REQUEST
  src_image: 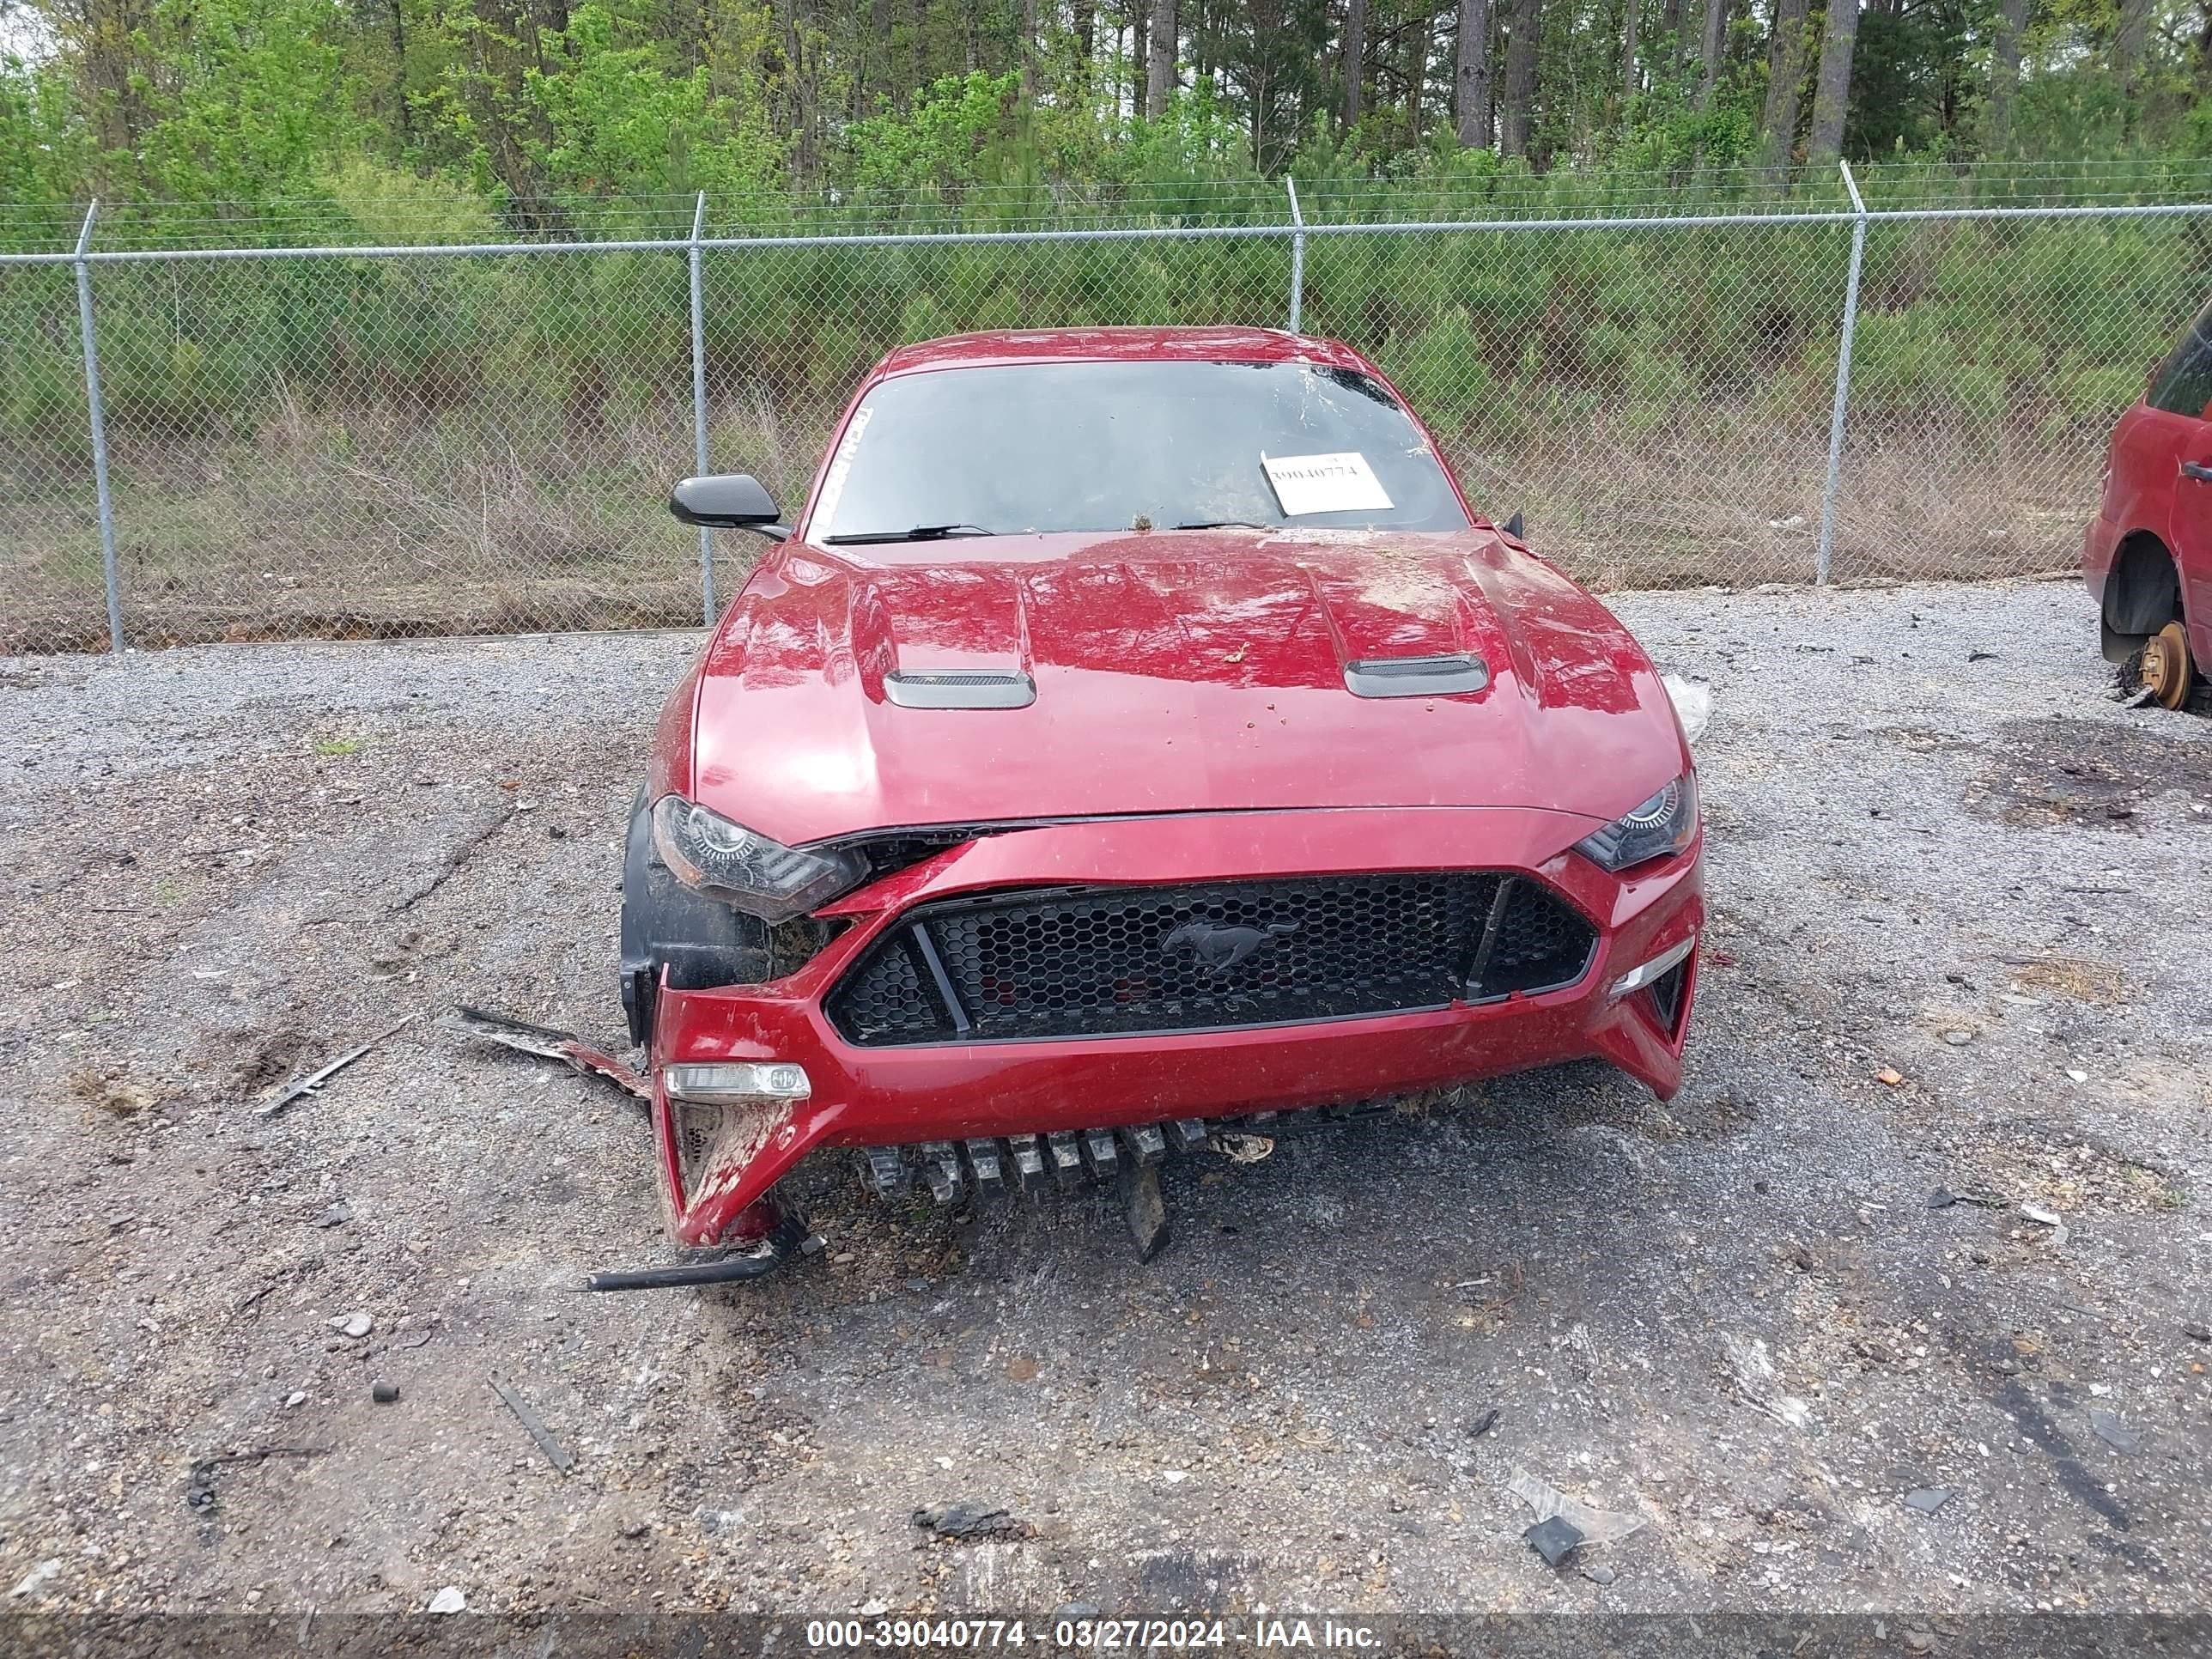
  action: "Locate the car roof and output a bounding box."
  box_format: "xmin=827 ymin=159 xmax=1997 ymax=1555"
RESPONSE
xmin=873 ymin=327 xmax=1375 ymax=378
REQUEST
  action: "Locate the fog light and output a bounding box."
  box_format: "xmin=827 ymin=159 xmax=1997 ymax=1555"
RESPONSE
xmin=663 ymin=1062 xmax=811 ymax=1105
xmin=1608 ymin=935 xmax=1694 ymax=1001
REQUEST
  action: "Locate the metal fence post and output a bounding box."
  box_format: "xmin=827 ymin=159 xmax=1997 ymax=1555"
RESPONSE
xmin=689 ymin=191 xmax=714 ymax=624
xmin=1285 ymin=178 xmax=1305 ymax=334
xmin=1816 ymin=161 xmax=1868 ymax=586
xmin=72 ymin=201 xmax=124 ymax=652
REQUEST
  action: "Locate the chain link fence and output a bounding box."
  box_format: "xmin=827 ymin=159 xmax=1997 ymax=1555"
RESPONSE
xmin=3 ymin=171 xmax=2209 ymax=653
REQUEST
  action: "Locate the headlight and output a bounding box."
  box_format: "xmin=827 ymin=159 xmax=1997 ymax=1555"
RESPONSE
xmin=650 ymin=795 xmax=863 ymax=921
xmin=1574 ymin=773 xmax=1698 ymax=872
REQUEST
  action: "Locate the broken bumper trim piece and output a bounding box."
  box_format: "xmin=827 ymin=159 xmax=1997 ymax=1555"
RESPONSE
xmin=454 ymin=1005 xmax=648 ymax=1100
xmin=580 ymin=1208 xmax=811 ymax=1291
xmin=860 ymin=1102 xmax=1381 ymax=1204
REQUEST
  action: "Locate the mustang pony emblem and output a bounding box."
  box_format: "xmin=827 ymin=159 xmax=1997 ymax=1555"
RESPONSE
xmin=1163 ymin=919 xmax=1300 ymax=973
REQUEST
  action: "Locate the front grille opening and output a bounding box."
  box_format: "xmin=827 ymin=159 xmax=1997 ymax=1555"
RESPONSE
xmin=767 ymin=915 xmax=847 ymax=977
xmin=673 ymin=1101 xmax=722 ymax=1188
xmin=827 ymin=872 xmax=1596 ymax=1047
xmin=1473 ymin=879 xmax=1599 ymax=999
xmin=1648 ymin=960 xmax=1689 ymax=1037
xmin=831 ymin=931 xmax=952 ymax=1044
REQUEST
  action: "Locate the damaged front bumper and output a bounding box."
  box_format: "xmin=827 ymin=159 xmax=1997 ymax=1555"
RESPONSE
xmin=647 ymin=807 xmax=1702 ymax=1246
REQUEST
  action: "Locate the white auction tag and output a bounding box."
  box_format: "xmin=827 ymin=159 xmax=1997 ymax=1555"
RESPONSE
xmin=1261 ymin=452 xmax=1395 ymax=516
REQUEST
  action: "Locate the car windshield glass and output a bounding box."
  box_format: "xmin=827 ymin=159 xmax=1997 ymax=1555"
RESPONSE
xmin=811 ymin=360 xmax=1471 ymax=540
xmin=2148 ymin=296 xmax=2212 ymax=417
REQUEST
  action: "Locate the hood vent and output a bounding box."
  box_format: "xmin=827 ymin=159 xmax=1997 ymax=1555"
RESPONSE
xmin=884 ymin=670 xmax=1036 ymax=710
xmin=1342 ymin=653 xmax=1489 ymax=698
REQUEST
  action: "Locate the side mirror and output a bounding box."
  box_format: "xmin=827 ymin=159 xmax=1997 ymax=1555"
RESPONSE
xmin=669 ymin=474 xmax=787 ymax=537
xmin=1504 ymin=510 xmax=1525 ymax=540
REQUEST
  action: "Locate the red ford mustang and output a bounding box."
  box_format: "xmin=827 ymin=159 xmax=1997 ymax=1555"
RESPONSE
xmin=619 ymin=327 xmax=1703 ymax=1260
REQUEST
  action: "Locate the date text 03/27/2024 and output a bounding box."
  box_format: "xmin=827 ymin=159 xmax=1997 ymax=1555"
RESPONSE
xmin=802 ymin=1618 xmax=1383 ymax=1650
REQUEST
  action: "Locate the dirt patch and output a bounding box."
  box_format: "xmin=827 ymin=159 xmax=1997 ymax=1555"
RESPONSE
xmin=1968 ymin=716 xmax=2212 ymax=830
xmin=65 ymin=1066 xmax=158 ymax=1119
xmin=221 ymin=1024 xmax=311 ymax=1100
xmin=1951 ymin=1120 xmax=2191 ymax=1221
xmin=2002 ymin=954 xmax=2129 ymax=1005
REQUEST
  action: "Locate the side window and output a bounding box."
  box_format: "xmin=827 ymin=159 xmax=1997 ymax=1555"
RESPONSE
xmin=2147 ymin=298 xmax=2212 ymax=417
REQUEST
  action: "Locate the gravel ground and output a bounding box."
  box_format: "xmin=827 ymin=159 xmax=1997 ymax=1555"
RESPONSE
xmin=2 ymin=577 xmax=2209 ymax=1620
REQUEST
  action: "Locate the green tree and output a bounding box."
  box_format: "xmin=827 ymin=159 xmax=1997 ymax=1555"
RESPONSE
xmin=526 ymin=2 xmax=786 ymax=196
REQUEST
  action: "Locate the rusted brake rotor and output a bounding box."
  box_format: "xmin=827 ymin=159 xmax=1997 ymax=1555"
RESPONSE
xmin=2140 ymin=621 xmax=2194 ymax=712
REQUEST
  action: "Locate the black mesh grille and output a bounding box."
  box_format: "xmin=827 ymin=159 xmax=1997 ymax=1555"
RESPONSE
xmin=827 ymin=872 xmax=1596 ymax=1046
xmin=831 ymin=934 xmax=950 ymax=1044
xmin=1482 ymin=881 xmax=1601 ymax=997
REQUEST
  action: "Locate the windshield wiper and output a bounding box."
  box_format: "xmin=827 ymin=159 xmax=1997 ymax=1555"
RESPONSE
xmin=1170 ymin=520 xmax=1268 ymax=531
xmin=822 ymin=523 xmax=996 ymax=545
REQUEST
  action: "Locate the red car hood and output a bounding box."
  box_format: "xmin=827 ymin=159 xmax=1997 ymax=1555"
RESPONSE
xmin=684 ymin=528 xmax=1689 ymax=848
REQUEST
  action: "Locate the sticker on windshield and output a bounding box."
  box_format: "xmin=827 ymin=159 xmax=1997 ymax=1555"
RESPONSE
xmin=809 ymin=404 xmax=874 ymax=533
xmin=1261 ymin=452 xmax=1395 ymax=516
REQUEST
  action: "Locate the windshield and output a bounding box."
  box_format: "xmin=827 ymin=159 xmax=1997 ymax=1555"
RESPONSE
xmin=810 ymin=359 xmax=1471 ymax=541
